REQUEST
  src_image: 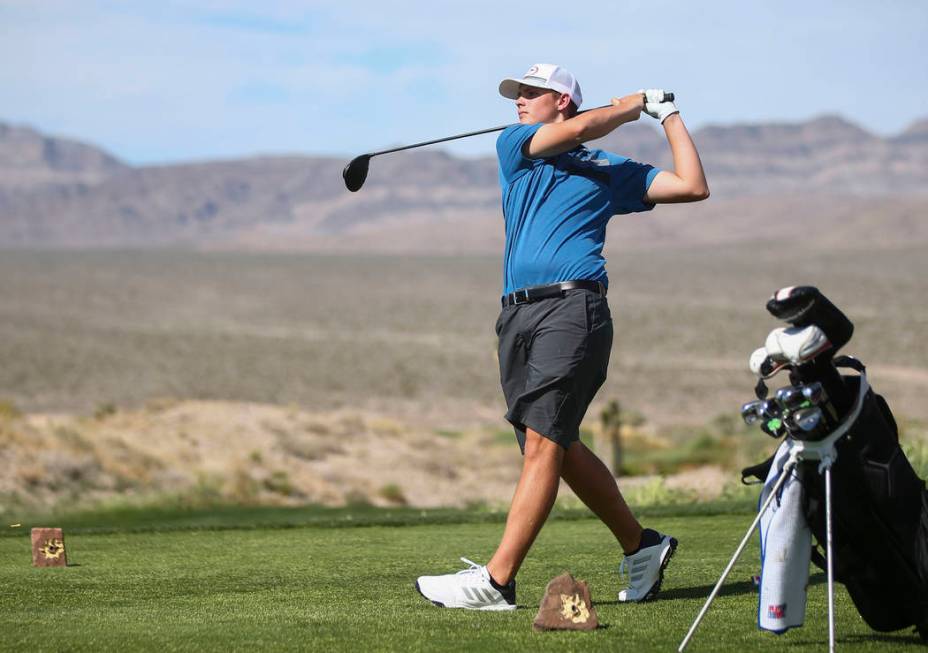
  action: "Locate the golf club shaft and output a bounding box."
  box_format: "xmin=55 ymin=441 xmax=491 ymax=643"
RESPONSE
xmin=366 ymin=124 xmax=517 ymax=157
xmin=365 ymin=94 xmax=675 ymax=158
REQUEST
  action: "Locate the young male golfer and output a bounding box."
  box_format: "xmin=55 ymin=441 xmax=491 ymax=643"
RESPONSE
xmin=416 ymin=64 xmax=709 ymax=609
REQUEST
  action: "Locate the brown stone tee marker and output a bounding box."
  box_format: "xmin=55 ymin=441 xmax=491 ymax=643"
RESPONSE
xmin=31 ymin=528 xmax=68 ymax=567
xmin=532 ymin=572 xmax=599 ymax=631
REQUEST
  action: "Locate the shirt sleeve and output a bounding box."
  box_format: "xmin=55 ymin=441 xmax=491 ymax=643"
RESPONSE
xmin=496 ymin=123 xmax=542 ymax=184
xmin=610 ymin=158 xmax=660 ymax=214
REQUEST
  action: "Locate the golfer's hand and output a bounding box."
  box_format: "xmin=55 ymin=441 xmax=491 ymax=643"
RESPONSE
xmin=639 ymin=88 xmax=679 ymax=124
xmin=610 ymin=93 xmax=644 ymax=120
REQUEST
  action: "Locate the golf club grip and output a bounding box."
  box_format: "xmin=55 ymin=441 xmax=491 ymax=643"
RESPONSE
xmin=640 ymin=91 xmax=674 ymax=103
xmin=584 ymin=92 xmax=675 ymax=114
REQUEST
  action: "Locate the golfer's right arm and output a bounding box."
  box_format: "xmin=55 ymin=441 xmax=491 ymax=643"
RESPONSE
xmin=525 ymin=94 xmax=644 ymax=159
xmin=644 ymin=114 xmax=710 ymax=203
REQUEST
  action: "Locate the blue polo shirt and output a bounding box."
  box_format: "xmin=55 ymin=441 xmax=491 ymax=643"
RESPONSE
xmin=497 ymin=123 xmax=659 ymax=294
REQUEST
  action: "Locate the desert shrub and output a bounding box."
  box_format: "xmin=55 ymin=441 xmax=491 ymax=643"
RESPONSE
xmin=623 ymin=477 xmax=691 ymax=507
xmin=303 ymin=421 xmax=330 ymax=436
xmin=189 ymin=473 xmax=224 ymax=505
xmin=229 ymin=468 xmax=260 ymax=503
xmin=903 ymin=438 xmax=928 ymax=479
xmin=0 ymin=399 xmax=21 ymax=420
xmin=491 ymin=429 xmax=515 ymax=446
xmin=378 ymin=483 xmax=407 ymax=505
xmin=345 ymin=490 xmax=371 ymax=506
xmin=263 ymin=470 xmax=294 ymax=496
xmin=30 ymin=451 xmax=104 ymax=491
xmin=54 ymin=426 xmax=94 ymax=452
xmin=94 ymin=403 xmax=117 ymax=420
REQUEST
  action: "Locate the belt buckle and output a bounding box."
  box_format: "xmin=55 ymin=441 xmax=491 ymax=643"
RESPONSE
xmin=512 ymin=289 xmax=531 ymax=306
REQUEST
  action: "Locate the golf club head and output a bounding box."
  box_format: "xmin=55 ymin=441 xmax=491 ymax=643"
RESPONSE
xmin=791 ymin=406 xmax=824 ymax=436
xmin=741 ymin=400 xmax=764 ymax=426
xmin=775 ymin=385 xmax=806 ymax=412
xmin=761 ymin=399 xmax=782 ymax=420
xmin=801 ymin=382 xmax=825 ymax=405
xmin=343 ymin=154 xmax=372 ymax=192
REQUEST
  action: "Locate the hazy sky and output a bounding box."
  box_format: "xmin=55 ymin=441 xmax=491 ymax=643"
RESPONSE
xmin=2 ymin=1 xmax=926 ymax=164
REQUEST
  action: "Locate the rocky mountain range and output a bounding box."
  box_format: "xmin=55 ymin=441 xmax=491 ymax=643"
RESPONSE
xmin=1 ymin=116 xmax=926 ymax=251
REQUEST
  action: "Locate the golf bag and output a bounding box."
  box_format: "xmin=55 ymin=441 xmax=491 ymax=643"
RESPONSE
xmin=744 ymin=286 xmax=928 ymax=638
xmin=801 ymin=361 xmax=928 ymax=637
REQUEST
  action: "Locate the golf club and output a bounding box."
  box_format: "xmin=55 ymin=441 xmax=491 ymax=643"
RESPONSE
xmin=791 ymin=406 xmax=824 ymax=436
xmin=741 ymin=400 xmax=765 ymax=426
xmin=343 ymin=93 xmax=675 ymax=191
xmin=775 ymin=385 xmax=806 ymax=412
xmin=801 ymin=382 xmax=825 ymax=405
xmin=761 ymin=399 xmax=782 ymax=420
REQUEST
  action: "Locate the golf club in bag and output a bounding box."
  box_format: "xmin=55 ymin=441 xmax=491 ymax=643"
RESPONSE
xmin=680 ymin=286 xmax=928 ymax=652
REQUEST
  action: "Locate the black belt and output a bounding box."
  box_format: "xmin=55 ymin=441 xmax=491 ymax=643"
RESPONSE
xmin=501 ymin=279 xmax=606 ymax=307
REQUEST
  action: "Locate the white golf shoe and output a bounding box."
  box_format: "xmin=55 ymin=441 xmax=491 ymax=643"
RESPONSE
xmin=618 ymin=532 xmax=678 ymax=602
xmin=415 ymin=558 xmax=516 ymax=610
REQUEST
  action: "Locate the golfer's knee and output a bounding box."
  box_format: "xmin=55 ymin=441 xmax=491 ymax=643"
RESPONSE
xmin=523 ymin=428 xmax=563 ymax=463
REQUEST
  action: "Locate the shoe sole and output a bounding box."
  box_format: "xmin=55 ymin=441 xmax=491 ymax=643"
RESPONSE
xmin=415 ymin=581 xmax=516 ymax=611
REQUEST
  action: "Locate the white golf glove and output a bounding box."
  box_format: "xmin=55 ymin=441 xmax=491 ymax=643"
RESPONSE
xmin=639 ymin=88 xmax=679 ymax=124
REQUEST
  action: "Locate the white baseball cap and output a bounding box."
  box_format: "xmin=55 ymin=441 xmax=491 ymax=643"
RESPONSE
xmin=498 ymin=63 xmax=583 ymax=108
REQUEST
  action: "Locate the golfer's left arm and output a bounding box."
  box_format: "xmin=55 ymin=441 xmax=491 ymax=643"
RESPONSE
xmin=644 ymin=103 xmax=710 ymax=204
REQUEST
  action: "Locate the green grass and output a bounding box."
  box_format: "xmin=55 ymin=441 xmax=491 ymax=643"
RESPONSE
xmin=0 ymin=506 xmax=921 ymax=651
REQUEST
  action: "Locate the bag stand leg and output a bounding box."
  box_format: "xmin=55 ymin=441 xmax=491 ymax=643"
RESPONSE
xmin=678 ymin=455 xmax=797 ymax=652
xmin=824 ymin=459 xmax=836 ymax=653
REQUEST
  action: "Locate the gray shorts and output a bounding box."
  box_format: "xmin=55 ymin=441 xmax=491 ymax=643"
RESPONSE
xmin=495 ymin=288 xmax=613 ymax=452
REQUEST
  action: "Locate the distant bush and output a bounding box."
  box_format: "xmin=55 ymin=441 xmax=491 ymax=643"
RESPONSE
xmin=263 ymin=471 xmax=294 ymax=497
xmin=0 ymin=399 xmax=21 ymax=420
xmin=378 ymin=484 xmax=407 ymax=505
xmin=94 ymin=403 xmax=117 ymax=420
xmin=903 ymin=437 xmax=928 ymax=479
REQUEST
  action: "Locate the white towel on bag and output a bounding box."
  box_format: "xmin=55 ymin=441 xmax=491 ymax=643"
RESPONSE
xmin=757 ymin=440 xmax=812 ymax=633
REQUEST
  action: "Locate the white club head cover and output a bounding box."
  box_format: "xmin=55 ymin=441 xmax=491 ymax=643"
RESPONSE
xmin=749 ymin=347 xmax=768 ymax=376
xmin=749 ymin=346 xmax=790 ymax=379
xmin=764 ymin=325 xmax=832 ymax=366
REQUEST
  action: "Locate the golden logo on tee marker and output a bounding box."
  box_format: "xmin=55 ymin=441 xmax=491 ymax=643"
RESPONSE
xmin=559 ymin=593 xmax=590 ymax=623
xmin=40 ymin=538 xmax=65 ymax=560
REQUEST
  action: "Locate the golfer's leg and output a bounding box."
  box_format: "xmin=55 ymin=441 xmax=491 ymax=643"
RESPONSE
xmin=561 ymin=440 xmax=643 ymax=553
xmin=486 ymin=428 xmax=565 ymax=585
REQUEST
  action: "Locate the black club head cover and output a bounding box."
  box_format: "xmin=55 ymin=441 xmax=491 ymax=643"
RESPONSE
xmin=766 ymin=286 xmax=856 ymax=416
xmin=765 ymin=286 xmax=854 ymax=355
